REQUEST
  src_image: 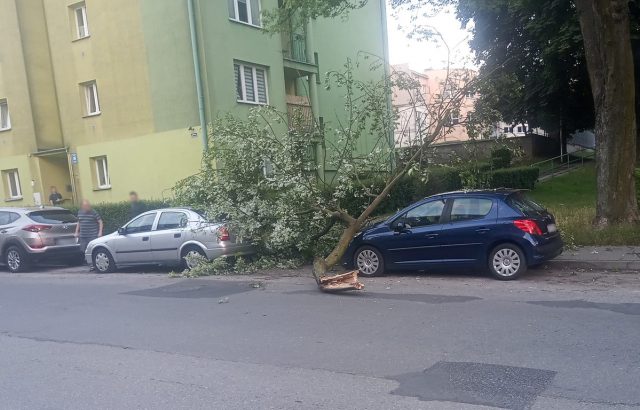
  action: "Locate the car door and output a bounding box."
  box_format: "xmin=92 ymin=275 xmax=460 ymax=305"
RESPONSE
xmin=385 ymin=199 xmax=447 ymax=269
xmin=0 ymin=211 xmax=16 ymax=256
xmin=438 ymin=197 xmax=497 ymax=265
xmin=112 ymin=212 xmax=157 ymax=264
xmin=150 ymin=211 xmax=190 ymax=263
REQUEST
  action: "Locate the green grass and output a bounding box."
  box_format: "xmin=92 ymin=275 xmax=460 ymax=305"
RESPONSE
xmin=529 ymin=165 xmax=640 ymax=246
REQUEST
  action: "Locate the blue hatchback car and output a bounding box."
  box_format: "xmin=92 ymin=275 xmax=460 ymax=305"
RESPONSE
xmin=343 ymin=189 xmax=563 ymax=280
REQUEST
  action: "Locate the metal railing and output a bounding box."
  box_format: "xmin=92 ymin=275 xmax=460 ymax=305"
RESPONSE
xmin=530 ymin=148 xmax=595 ymax=180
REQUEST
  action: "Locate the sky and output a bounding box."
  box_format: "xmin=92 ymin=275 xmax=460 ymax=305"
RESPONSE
xmin=386 ymin=5 xmax=475 ymax=72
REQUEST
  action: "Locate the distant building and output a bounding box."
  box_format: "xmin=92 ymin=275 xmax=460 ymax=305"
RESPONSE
xmin=0 ymin=0 xmax=389 ymax=206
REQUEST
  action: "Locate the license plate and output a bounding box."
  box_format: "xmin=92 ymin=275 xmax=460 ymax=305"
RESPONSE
xmin=547 ymin=224 xmax=557 ymax=233
xmin=56 ymin=238 xmax=77 ymax=246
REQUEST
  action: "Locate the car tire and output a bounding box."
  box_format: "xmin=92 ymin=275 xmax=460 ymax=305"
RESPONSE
xmin=354 ymin=246 xmax=385 ymax=277
xmin=92 ymin=248 xmax=116 ymax=273
xmin=181 ymin=246 xmax=207 ymax=270
xmin=5 ymin=245 xmax=30 ymax=273
xmin=488 ymin=243 xmax=527 ymax=280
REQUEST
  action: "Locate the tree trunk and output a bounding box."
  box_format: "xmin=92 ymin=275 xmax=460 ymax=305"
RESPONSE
xmin=575 ymin=0 xmax=639 ymax=225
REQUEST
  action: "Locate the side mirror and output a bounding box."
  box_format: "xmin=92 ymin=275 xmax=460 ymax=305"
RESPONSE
xmin=118 ymin=227 xmax=127 ymax=235
xmin=393 ymin=221 xmax=408 ymax=232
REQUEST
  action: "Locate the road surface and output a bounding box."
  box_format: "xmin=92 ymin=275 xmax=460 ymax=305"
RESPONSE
xmin=1 ymin=266 xmax=639 ymax=409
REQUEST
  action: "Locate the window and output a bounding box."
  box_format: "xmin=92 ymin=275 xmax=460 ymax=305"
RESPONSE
xmin=0 ymin=211 xmax=20 ymax=225
xmin=73 ymin=3 xmax=89 ymax=39
xmin=126 ymin=213 xmax=157 ymax=234
xmin=92 ymin=156 xmax=110 ymax=189
xmin=3 ymin=169 xmax=22 ymax=199
xmin=234 ymin=62 xmax=268 ymax=104
xmin=156 ymin=212 xmax=189 ymax=230
xmin=503 ymin=127 xmax=509 ymax=133
xmin=449 ymin=198 xmax=493 ymax=222
xmin=400 ymin=200 xmax=446 ymax=228
xmin=82 ymin=81 xmax=100 ymax=116
xmin=228 ymin=0 xmax=261 ymax=26
xmin=0 ymin=99 xmax=10 ymax=131
xmin=450 ymin=112 xmax=460 ymax=125
xmin=517 ymin=126 xmax=523 ymax=133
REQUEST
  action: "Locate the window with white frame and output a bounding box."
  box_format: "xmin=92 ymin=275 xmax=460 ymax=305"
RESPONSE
xmin=228 ymin=0 xmax=261 ymax=26
xmin=450 ymin=112 xmax=460 ymax=125
xmin=3 ymin=169 xmax=22 ymax=199
xmin=73 ymin=3 xmax=89 ymax=39
xmin=0 ymin=99 xmax=10 ymax=131
xmin=92 ymin=156 xmax=110 ymax=189
xmin=82 ymin=81 xmax=100 ymax=116
xmin=234 ymin=62 xmax=268 ymax=104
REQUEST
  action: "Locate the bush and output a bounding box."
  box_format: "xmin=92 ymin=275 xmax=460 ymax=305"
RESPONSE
xmin=490 ymin=147 xmax=513 ymax=169
xmin=66 ymin=200 xmax=168 ymax=234
xmin=484 ymin=166 xmax=540 ymax=190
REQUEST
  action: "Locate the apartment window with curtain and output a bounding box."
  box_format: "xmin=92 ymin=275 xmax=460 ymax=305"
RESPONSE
xmin=81 ymin=81 xmax=100 ymax=116
xmin=72 ymin=2 xmax=89 ymax=39
xmin=3 ymin=169 xmax=22 ymax=200
xmin=228 ymin=0 xmax=261 ymax=27
xmin=0 ymin=99 xmax=10 ymax=131
xmin=92 ymin=156 xmax=110 ymax=189
xmin=234 ymin=62 xmax=268 ymax=104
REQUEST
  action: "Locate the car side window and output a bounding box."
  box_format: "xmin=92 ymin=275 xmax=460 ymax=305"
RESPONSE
xmin=156 ymin=212 xmax=188 ymax=230
xmin=0 ymin=211 xmax=10 ymax=225
xmin=402 ymin=200 xmax=446 ymax=228
xmin=449 ymin=198 xmax=493 ymax=222
xmin=126 ymin=213 xmax=157 ymax=234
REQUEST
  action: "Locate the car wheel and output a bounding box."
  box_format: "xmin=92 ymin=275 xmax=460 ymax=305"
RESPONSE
xmin=181 ymin=246 xmax=207 ymax=270
xmin=5 ymin=246 xmax=30 ymax=273
xmin=354 ymin=246 xmax=385 ymax=277
xmin=489 ymin=244 xmax=526 ymax=280
xmin=92 ymin=248 xmax=116 ymax=273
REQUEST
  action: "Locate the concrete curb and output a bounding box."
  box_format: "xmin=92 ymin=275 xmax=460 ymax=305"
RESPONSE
xmin=548 ymin=246 xmax=640 ymax=271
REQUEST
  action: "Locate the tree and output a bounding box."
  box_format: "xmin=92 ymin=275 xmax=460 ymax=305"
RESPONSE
xmin=574 ymin=0 xmax=639 ymax=224
xmin=174 ymin=60 xmax=473 ymax=279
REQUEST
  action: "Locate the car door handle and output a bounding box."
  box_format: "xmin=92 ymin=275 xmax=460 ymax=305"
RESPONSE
xmin=173 ymin=233 xmax=181 ymax=238
xmin=142 ymin=237 xmax=149 ymax=241
xmin=425 ymin=233 xmax=439 ymax=239
xmin=476 ymin=228 xmax=491 ymax=234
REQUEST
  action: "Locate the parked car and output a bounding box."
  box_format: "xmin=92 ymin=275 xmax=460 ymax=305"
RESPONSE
xmin=85 ymin=208 xmax=254 ymax=273
xmin=342 ymin=189 xmax=563 ymax=280
xmin=0 ymin=207 xmax=83 ymax=273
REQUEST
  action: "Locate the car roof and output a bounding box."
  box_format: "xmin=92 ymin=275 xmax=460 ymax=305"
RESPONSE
xmin=0 ymin=206 xmax=69 ymax=213
xmin=426 ymin=188 xmax=523 ymax=200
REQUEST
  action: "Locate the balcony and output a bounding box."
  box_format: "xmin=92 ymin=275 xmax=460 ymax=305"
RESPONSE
xmin=282 ymin=30 xmax=318 ymax=76
xmin=286 ymin=95 xmax=315 ymax=134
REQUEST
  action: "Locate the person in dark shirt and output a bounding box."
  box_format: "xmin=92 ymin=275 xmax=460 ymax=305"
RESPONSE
xmin=75 ymin=199 xmax=103 ymax=254
xmin=129 ymin=191 xmax=146 ymax=220
xmin=49 ymin=186 xmax=63 ymax=206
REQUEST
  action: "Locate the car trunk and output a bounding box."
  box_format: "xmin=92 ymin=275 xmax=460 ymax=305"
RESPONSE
xmin=507 ymin=193 xmax=559 ymax=238
xmin=27 ymin=210 xmax=78 ymax=246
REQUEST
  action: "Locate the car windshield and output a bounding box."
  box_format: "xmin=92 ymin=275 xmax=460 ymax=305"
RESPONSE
xmin=507 ymin=193 xmax=546 ymax=216
xmin=28 ymin=210 xmax=78 ymax=224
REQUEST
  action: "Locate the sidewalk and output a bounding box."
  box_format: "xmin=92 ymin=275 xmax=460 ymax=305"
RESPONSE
xmin=550 ymin=246 xmax=640 ymax=270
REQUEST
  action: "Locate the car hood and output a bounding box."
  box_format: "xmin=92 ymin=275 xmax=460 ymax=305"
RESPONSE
xmin=88 ymin=232 xmax=118 ymax=246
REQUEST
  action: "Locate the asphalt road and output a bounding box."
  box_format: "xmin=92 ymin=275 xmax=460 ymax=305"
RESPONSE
xmin=1 ymin=266 xmax=639 ymax=410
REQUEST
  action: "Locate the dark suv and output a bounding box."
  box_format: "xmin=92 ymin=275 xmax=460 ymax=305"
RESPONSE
xmin=343 ymin=190 xmax=563 ymax=280
xmin=0 ymin=207 xmax=82 ymax=272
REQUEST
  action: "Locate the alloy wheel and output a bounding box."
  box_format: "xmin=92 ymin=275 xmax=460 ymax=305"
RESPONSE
xmin=357 ymin=249 xmax=380 ymax=276
xmin=7 ymin=249 xmax=21 ymax=272
xmin=492 ymin=248 xmax=521 ymax=277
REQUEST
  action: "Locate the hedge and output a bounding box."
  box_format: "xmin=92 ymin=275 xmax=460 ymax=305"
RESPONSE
xmin=490 ymin=147 xmax=513 ymax=169
xmin=66 ymin=200 xmax=168 ymax=234
xmin=483 ymin=166 xmax=540 ymax=190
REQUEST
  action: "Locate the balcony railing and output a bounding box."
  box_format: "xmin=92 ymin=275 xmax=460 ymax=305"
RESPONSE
xmin=282 ymin=32 xmax=308 ymax=63
xmin=286 ymin=95 xmax=314 ymax=134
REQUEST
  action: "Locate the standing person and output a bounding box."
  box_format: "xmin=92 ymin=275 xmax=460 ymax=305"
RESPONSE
xmin=75 ymin=199 xmax=103 ymax=255
xmin=49 ymin=186 xmax=64 ymax=206
xmin=129 ymin=191 xmax=146 ymax=219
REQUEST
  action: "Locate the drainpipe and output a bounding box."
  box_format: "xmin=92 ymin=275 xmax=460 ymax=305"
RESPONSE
xmin=188 ymin=0 xmax=207 ymax=150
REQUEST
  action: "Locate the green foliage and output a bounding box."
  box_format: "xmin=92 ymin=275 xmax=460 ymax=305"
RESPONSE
xmin=171 ymin=256 xmax=304 ymax=278
xmin=484 ymin=167 xmax=540 ymax=190
xmin=66 ymin=200 xmax=168 ymax=234
xmin=490 ymin=147 xmax=512 ymax=169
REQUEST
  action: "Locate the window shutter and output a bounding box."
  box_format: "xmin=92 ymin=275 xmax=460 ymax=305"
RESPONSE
xmin=256 ymin=69 xmax=267 ymax=104
xmin=243 ymin=66 xmax=255 ymax=102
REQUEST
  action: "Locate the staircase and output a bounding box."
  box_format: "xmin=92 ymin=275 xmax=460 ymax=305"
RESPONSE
xmin=531 ymin=148 xmax=595 ymax=182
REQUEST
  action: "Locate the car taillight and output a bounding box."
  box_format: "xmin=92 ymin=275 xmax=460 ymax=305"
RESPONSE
xmin=513 ymin=219 xmax=542 ymax=235
xmin=22 ymin=224 xmax=52 ymax=233
xmin=218 ymin=226 xmax=230 ymax=241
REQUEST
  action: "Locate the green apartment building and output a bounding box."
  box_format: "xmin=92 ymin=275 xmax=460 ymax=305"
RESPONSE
xmin=0 ymin=0 xmax=389 ymax=205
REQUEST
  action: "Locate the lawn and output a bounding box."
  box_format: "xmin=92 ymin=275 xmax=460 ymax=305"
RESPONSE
xmin=529 ymin=165 xmax=640 ymax=246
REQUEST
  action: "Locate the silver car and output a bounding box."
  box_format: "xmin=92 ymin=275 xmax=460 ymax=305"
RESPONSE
xmin=85 ymin=208 xmax=254 ymax=273
xmin=0 ymin=207 xmax=82 ymax=272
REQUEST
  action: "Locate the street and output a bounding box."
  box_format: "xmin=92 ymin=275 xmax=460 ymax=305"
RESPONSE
xmin=1 ymin=266 xmax=639 ymax=410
